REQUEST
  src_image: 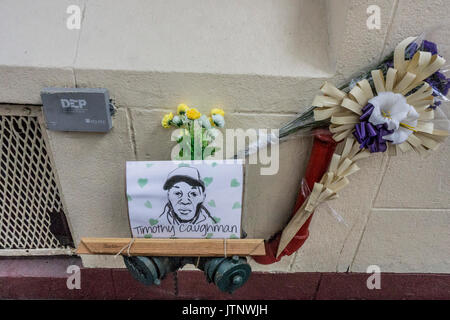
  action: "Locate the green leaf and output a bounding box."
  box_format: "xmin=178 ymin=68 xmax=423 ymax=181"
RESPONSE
xmin=206 ymin=233 xmax=213 ymax=239
xmin=232 ymin=202 xmax=241 ymax=209
xmin=144 ymin=234 xmax=153 ymax=238
xmin=203 ymin=146 xmax=216 ymax=158
xmin=149 ymin=218 xmax=158 ymax=226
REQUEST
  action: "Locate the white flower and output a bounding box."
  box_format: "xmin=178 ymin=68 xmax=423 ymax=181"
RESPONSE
xmin=206 ymin=128 xmax=221 ymax=139
xmin=212 ymin=114 xmax=225 ymax=128
xmin=172 ymin=115 xmax=183 ymax=126
xmin=199 ymin=114 xmax=212 ymax=129
xmin=368 ymin=92 xmax=419 ymax=144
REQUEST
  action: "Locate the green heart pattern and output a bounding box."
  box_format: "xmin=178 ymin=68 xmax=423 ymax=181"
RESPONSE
xmin=178 ymin=163 xmax=189 ymax=167
xmin=203 ymin=177 xmax=213 ymax=187
xmin=132 ymin=163 xmax=242 ymax=239
xmin=230 ymin=178 xmax=240 ymax=187
xmin=207 ymin=199 xmax=216 ymax=207
xmin=144 ymin=200 xmax=152 ymax=209
xmin=212 ymin=216 xmax=220 ymax=224
xmin=138 ymin=178 xmax=148 ymax=188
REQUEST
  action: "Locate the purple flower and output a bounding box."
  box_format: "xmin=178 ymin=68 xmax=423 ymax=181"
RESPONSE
xmin=422 ymin=40 xmax=438 ymax=55
xmin=413 ymin=40 xmax=449 ymax=108
xmin=425 ymin=71 xmax=450 ymax=96
xmin=433 ymin=100 xmax=442 ymax=109
xmin=379 ymin=39 xmax=448 ymax=111
xmin=385 ymin=60 xmax=394 ymax=69
xmin=353 ymin=104 xmax=394 ymax=153
xmin=405 ymin=40 xmax=438 ymax=59
xmin=405 ymin=42 xmax=419 ymax=59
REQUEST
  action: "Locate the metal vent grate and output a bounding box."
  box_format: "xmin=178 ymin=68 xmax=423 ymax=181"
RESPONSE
xmin=0 ymin=113 xmax=71 ymax=250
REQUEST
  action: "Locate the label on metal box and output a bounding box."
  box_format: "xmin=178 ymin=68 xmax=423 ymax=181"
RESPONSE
xmin=40 ymin=88 xmax=112 ymax=132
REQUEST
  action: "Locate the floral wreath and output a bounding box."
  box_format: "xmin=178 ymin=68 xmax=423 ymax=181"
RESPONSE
xmin=253 ymin=35 xmax=450 ymax=264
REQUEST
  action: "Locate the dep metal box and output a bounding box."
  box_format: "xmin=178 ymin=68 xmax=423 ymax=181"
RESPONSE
xmin=40 ymin=88 xmax=112 ymax=132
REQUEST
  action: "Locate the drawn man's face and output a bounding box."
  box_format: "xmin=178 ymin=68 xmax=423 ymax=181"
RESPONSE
xmin=168 ymin=182 xmax=205 ymax=221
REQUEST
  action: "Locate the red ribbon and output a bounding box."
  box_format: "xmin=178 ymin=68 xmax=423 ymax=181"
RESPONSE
xmin=252 ymin=128 xmax=337 ymax=264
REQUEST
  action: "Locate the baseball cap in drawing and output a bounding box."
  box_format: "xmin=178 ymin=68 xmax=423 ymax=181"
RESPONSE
xmin=163 ymin=166 xmax=205 ymax=191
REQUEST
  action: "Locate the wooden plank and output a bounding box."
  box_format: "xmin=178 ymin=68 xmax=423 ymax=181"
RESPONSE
xmin=76 ymin=238 xmax=266 ymax=257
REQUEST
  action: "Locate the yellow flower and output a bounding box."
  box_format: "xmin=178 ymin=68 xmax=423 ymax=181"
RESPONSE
xmin=161 ymin=112 xmax=174 ymax=128
xmin=210 ymin=108 xmax=225 ymax=117
xmin=177 ymin=104 xmax=189 ymax=115
xmin=186 ymin=108 xmax=201 ymax=120
xmin=209 ymin=117 xmax=215 ymax=126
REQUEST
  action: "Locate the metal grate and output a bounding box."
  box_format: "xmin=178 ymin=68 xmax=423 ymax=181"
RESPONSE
xmin=0 ymin=113 xmax=71 ymax=250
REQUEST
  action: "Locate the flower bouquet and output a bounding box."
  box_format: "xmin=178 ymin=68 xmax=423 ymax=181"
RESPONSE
xmin=161 ymin=104 xmax=226 ymax=160
xmin=280 ymin=36 xmax=449 ymax=148
xmin=251 ymin=35 xmax=450 ymax=264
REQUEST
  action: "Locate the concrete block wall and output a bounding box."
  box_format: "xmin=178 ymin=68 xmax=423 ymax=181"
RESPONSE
xmin=0 ymin=0 xmax=449 ymax=272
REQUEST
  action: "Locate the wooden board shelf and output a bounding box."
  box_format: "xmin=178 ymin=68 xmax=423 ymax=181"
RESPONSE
xmin=76 ymin=237 xmax=266 ymax=257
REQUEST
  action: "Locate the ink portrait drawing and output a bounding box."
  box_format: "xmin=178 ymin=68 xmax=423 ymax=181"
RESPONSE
xmin=126 ymin=160 xmax=244 ymax=239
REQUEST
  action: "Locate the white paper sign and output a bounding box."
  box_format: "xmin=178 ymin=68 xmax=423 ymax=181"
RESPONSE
xmin=126 ymin=160 xmax=243 ymax=239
